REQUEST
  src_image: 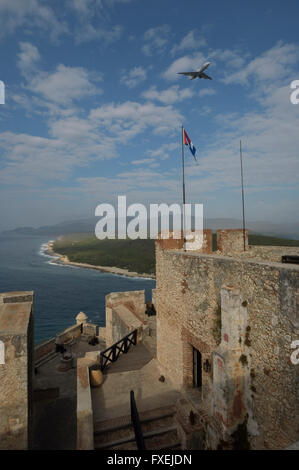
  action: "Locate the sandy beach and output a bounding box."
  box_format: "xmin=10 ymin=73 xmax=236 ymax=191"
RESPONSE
xmin=45 ymin=240 xmax=156 ymax=280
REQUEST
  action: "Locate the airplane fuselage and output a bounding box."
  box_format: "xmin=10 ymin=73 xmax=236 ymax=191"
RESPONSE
xmin=197 ymin=61 xmax=211 ymax=74
xmin=178 ymin=61 xmax=212 ymax=80
xmin=189 ymin=62 xmax=211 ymax=79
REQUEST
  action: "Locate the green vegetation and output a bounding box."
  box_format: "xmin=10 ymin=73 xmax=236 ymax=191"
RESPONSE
xmin=53 ymin=234 xmax=155 ymax=275
xmin=212 ymin=233 xmax=299 ymax=250
xmin=248 ymin=234 xmax=299 ymax=246
xmin=53 ymin=232 xmax=299 ymax=276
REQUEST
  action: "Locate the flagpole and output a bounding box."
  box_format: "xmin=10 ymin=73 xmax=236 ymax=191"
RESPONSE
xmin=182 ymin=125 xmax=186 ymax=251
xmin=240 ymin=140 xmax=246 ymax=251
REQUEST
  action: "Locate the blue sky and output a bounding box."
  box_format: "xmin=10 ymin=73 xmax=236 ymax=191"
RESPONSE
xmin=0 ymin=0 xmax=299 ymax=229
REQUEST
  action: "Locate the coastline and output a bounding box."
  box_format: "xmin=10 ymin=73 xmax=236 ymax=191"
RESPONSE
xmin=45 ymin=240 xmax=156 ymax=280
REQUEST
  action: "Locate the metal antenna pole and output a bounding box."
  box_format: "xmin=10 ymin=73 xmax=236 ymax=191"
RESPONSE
xmin=182 ymin=126 xmax=186 ymax=251
xmin=240 ymin=140 xmax=246 ymax=251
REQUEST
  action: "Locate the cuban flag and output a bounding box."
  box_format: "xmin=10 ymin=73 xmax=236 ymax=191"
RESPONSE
xmin=183 ymin=128 xmax=197 ymax=161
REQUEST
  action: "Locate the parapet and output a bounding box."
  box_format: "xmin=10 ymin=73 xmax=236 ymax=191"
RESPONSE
xmin=155 ymin=229 xmax=213 ymax=253
xmin=217 ymin=229 xmax=248 ymax=254
xmin=0 ymin=291 xmax=34 ymax=450
xmin=0 ymin=291 xmax=34 ymax=335
xmin=0 ymin=291 xmax=34 ymax=305
xmin=105 ymin=290 xmax=146 ymax=347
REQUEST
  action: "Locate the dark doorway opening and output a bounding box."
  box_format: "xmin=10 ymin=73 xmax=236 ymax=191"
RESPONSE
xmin=193 ymin=348 xmax=202 ymax=388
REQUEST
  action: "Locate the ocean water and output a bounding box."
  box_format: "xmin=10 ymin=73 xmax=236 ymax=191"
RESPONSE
xmin=0 ymin=235 xmax=155 ymax=344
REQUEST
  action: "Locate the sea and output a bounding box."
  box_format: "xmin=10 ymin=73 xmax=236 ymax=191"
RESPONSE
xmin=0 ymin=234 xmax=155 ymax=344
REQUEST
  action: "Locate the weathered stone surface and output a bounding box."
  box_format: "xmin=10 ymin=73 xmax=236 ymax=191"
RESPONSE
xmin=155 ymin=238 xmax=299 ymax=449
xmin=217 ymin=229 xmax=248 ymax=254
xmin=156 ymin=229 xmax=212 ymax=253
xmin=0 ymin=292 xmax=34 ymax=450
xmin=77 ymin=354 xmax=98 ymax=450
xmin=105 ymin=290 xmax=146 ymax=346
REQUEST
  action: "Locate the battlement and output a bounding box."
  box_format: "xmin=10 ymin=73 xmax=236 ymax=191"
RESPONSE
xmin=156 ymin=228 xmax=299 ymax=264
xmin=154 ymin=229 xmax=299 ymax=449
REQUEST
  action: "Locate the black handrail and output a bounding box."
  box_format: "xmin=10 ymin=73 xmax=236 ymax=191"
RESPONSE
xmin=282 ymin=255 xmax=299 ymax=264
xmin=99 ymin=329 xmax=137 ymax=371
xmin=130 ymin=390 xmax=146 ymax=451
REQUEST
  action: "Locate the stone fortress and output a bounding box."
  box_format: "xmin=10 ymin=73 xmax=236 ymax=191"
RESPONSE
xmin=0 ymin=229 xmax=298 ymax=450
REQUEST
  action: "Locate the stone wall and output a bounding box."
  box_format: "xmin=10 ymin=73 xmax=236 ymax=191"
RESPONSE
xmin=35 ymin=323 xmax=84 ymax=364
xmin=105 ymin=290 xmax=146 ymax=346
xmin=35 ymin=337 xmax=56 ymax=362
xmin=77 ymin=353 xmax=97 ymax=450
xmin=82 ymin=323 xmax=98 ymax=337
xmin=155 ymin=230 xmax=299 ymax=449
xmin=0 ymin=292 xmax=34 ymax=450
xmin=156 ymin=229 xmax=212 ymax=253
xmin=55 ymin=323 xmax=82 ymax=344
xmin=217 ymin=229 xmax=248 ymax=254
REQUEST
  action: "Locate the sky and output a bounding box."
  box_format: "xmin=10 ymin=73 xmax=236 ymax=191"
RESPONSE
xmin=0 ymin=0 xmax=299 ymax=230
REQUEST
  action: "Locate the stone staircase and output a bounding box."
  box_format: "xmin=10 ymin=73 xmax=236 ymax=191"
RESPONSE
xmin=94 ymin=405 xmax=181 ymax=450
xmin=35 ymin=350 xmax=59 ymax=369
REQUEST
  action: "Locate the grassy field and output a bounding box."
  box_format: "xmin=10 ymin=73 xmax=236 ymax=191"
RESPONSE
xmin=53 ymin=233 xmax=299 ymax=275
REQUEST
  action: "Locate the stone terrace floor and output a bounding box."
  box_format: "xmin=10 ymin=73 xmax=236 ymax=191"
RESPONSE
xmin=33 ymin=336 xmax=105 ymax=450
xmin=91 ymin=318 xmax=180 ymax=425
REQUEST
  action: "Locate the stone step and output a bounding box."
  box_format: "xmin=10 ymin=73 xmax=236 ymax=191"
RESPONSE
xmin=94 ymin=405 xmax=179 ymax=451
xmin=94 ymin=405 xmax=175 ymax=435
xmin=96 ymin=426 xmax=178 ymax=451
xmin=94 ymin=413 xmax=175 ymax=446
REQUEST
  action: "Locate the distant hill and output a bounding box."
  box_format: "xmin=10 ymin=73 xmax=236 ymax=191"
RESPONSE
xmin=2 ymin=216 xmax=299 ymax=240
xmin=204 ymin=218 xmax=299 ymax=240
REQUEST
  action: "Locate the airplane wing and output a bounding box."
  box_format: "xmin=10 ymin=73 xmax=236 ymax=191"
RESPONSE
xmin=200 ymin=72 xmax=212 ymax=80
xmin=178 ymin=72 xmax=197 ymax=77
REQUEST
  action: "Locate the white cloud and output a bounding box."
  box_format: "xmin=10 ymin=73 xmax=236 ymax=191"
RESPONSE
xmin=74 ymin=24 xmax=123 ymax=44
xmin=0 ymin=125 xmax=116 ymax=187
xmin=29 ymin=64 xmax=102 ymax=106
xmin=120 ymin=66 xmax=147 ymax=88
xmin=171 ymin=30 xmax=206 ymax=56
xmin=0 ymin=97 xmax=182 ymax=187
xmin=17 ymin=42 xmax=40 ymax=77
xmin=67 ymin=0 xmax=133 ymax=43
xmin=142 ymin=25 xmax=171 ymax=56
xmin=210 ymin=48 xmax=246 ymax=69
xmin=198 ymin=88 xmax=216 ymax=97
xmin=149 ymin=142 xmax=178 ymax=160
xmin=69 ymin=0 xmax=133 ymax=16
xmin=132 ymin=158 xmax=155 ymax=165
xmin=90 ymin=101 xmax=182 ymax=139
xmin=0 ymin=0 xmax=68 ymax=41
xmin=0 ymin=0 xmax=131 ymax=43
xmin=183 ymin=81 xmax=299 ymax=195
xmin=223 ymin=41 xmax=299 ymax=85
xmin=142 ymin=85 xmax=194 ymax=105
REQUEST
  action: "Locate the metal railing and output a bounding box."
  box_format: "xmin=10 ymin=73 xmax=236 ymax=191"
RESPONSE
xmin=130 ymin=390 xmax=146 ymax=450
xmin=99 ymin=329 xmax=137 ymax=371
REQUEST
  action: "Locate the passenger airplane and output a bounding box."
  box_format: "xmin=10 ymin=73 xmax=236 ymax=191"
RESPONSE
xmin=178 ymin=61 xmax=212 ymax=80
